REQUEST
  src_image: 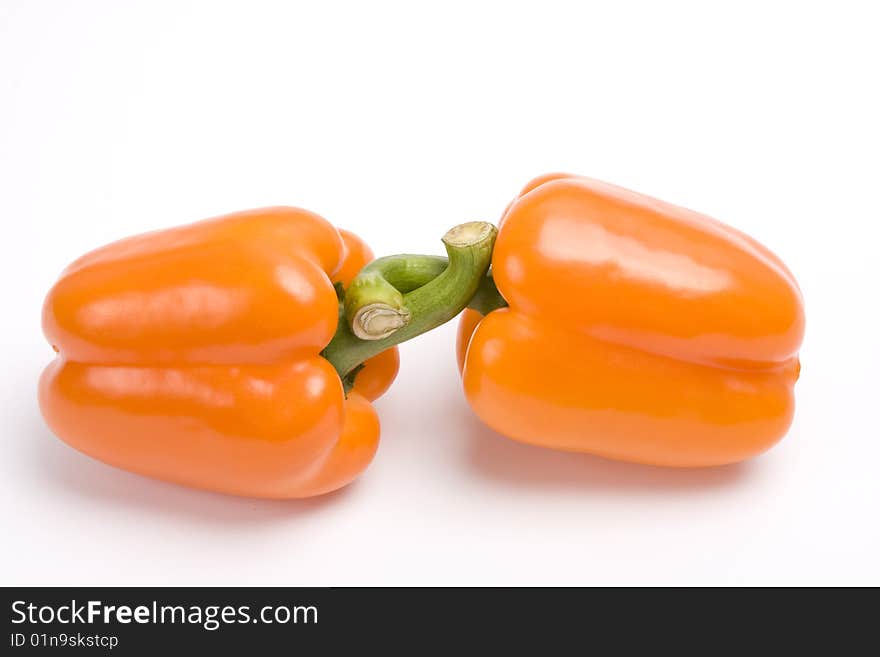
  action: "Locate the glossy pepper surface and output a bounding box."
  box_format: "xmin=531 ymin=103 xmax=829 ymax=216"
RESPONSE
xmin=457 ymin=174 xmax=805 ymax=466
xmin=40 ymin=208 xmax=400 ymax=498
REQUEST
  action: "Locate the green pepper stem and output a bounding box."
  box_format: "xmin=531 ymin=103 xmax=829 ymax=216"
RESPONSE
xmin=344 ymin=255 xmax=507 ymax=315
xmin=465 ymin=269 xmax=507 ymax=316
xmin=322 ymin=221 xmax=499 ymax=387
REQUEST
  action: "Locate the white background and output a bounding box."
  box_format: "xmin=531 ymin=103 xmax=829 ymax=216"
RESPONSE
xmin=2 ymin=1 xmax=878 ymax=586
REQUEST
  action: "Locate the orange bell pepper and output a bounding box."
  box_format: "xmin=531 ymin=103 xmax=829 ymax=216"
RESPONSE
xmin=39 ymin=208 xmax=496 ymax=497
xmin=456 ymin=174 xmax=805 ymax=467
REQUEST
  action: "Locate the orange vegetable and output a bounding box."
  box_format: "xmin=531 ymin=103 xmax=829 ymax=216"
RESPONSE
xmin=40 ymin=208 xmax=495 ymax=497
xmin=456 ymin=174 xmax=805 ymax=466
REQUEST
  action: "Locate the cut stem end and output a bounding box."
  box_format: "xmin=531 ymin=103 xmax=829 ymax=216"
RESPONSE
xmin=351 ymin=303 xmax=410 ymax=340
xmin=442 ymin=221 xmax=496 ymax=248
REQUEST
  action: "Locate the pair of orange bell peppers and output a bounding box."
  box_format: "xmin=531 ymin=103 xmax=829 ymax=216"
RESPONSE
xmin=39 ymin=174 xmax=804 ymax=498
